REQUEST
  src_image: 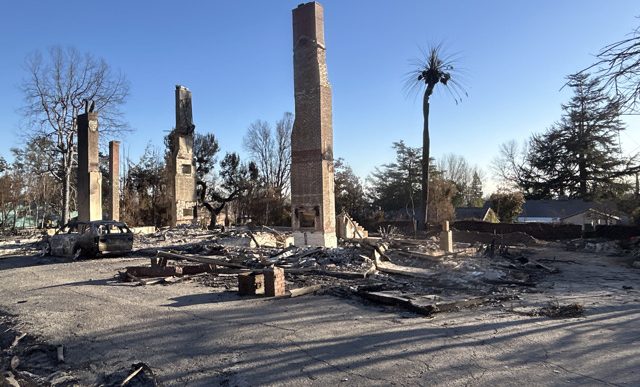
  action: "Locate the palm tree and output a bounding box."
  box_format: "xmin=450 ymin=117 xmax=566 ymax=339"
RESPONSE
xmin=407 ymin=44 xmax=466 ymax=230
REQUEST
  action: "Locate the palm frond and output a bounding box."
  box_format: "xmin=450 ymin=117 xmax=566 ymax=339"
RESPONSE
xmin=404 ymin=43 xmax=468 ymax=103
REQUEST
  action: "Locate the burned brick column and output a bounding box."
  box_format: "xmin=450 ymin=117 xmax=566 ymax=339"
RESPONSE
xmin=167 ymin=85 xmax=197 ymax=227
xmin=290 ymin=2 xmax=337 ymax=247
xmin=77 ymin=111 xmax=102 ymax=221
xmin=108 ymin=140 xmax=120 ymax=221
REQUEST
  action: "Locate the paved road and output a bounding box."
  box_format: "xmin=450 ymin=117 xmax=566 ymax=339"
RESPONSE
xmin=0 ymin=247 xmax=638 ymax=386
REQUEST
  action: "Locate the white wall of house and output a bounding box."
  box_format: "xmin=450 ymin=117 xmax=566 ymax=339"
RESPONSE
xmin=516 ymin=216 xmax=558 ymax=223
xmin=563 ymin=210 xmax=619 ymax=227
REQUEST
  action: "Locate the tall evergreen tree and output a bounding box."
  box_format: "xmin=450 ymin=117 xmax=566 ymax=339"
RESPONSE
xmin=560 ymin=73 xmax=631 ymax=198
xmin=368 ymin=141 xmax=422 ymax=219
xmin=499 ymin=73 xmax=638 ymax=199
xmin=368 ymin=141 xmax=456 ymax=223
xmin=334 ymin=158 xmax=367 ymax=222
xmin=468 ymin=171 xmax=484 ymax=207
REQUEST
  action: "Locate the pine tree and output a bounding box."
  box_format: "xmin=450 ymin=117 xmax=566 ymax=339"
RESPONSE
xmin=369 ymin=141 xmax=456 ymax=223
xmin=468 ymin=171 xmax=484 ymax=207
xmin=520 ymin=73 xmax=637 ymax=199
xmin=368 ymin=141 xmax=422 ymax=218
xmin=334 ymin=158 xmax=367 ymax=222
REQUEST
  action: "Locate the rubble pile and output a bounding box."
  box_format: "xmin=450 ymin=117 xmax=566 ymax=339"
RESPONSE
xmin=134 ymin=225 xmax=290 ymax=253
xmin=566 ymin=237 xmax=640 ymax=268
xmin=122 ymin=227 xmax=562 ymax=316
xmin=535 ymin=301 xmax=585 ymax=319
xmin=566 ymin=238 xmax=621 ymax=253
xmin=255 ymin=246 xmax=372 ymax=271
xmin=0 ymin=312 xmax=77 ymax=386
xmin=99 ymin=362 xmax=158 ymax=387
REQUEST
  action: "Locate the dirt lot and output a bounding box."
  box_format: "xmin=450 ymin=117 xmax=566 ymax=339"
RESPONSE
xmin=0 ymin=234 xmax=639 ymax=386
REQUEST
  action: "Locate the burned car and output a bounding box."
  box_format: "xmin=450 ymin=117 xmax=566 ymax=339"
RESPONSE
xmin=49 ymin=220 xmax=134 ymax=258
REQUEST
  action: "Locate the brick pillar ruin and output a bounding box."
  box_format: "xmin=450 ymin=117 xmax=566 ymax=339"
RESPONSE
xmin=108 ymin=140 xmax=120 ymax=221
xmin=167 ymin=85 xmax=197 ymax=227
xmin=290 ymin=2 xmax=337 ymax=248
xmin=77 ymin=111 xmax=102 ymax=222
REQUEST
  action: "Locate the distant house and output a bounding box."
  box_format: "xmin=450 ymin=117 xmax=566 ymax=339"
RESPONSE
xmin=455 ymin=206 xmax=499 ymax=223
xmin=0 ymin=205 xmax=62 ymax=229
xmin=517 ymin=199 xmax=621 ymax=228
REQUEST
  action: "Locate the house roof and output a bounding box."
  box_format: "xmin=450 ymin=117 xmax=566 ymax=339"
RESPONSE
xmin=519 ymin=199 xmax=617 ymax=219
xmin=455 ymin=207 xmax=490 ymax=221
xmin=563 ymin=208 xmax=620 ymax=221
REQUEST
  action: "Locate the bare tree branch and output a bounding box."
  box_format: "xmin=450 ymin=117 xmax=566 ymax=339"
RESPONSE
xmin=19 ymin=46 xmax=130 ymax=222
xmin=580 ymin=22 xmax=640 ymax=112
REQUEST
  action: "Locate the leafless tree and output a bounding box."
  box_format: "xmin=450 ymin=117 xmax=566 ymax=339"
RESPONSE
xmin=20 ymin=47 xmax=129 ymax=222
xmin=491 ymin=140 xmax=529 ymax=190
xmin=581 ymin=22 xmax=640 ymax=111
xmin=243 ymin=112 xmax=292 ymax=197
xmin=437 ymin=153 xmax=485 ymax=205
xmin=244 ymin=120 xmax=274 ymax=185
xmin=274 ymin=112 xmax=293 ymax=196
xmin=437 ymin=154 xmax=471 ymax=186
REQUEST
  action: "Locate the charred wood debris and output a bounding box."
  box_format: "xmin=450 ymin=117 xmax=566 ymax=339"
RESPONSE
xmin=8 ymin=224 xmax=640 ymax=318
xmin=0 ymin=309 xmax=158 ymax=387
xmin=118 ymin=225 xmax=567 ymax=317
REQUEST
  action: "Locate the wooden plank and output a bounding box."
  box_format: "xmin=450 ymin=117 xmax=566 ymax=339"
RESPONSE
xmin=283 ymin=268 xmax=371 ymax=279
xmin=269 ymin=245 xmax=298 ymax=259
xmin=483 ymin=278 xmax=536 ymax=287
xmin=361 ymin=241 xmax=392 ymax=265
xmin=287 ymin=285 xmax=324 ymax=298
xmin=363 ymin=264 xmax=377 ymax=278
xmin=375 ymin=262 xmax=435 ymax=280
xmin=291 ymin=247 xmax=323 ymax=260
xmin=531 ymin=260 xmax=559 ymax=273
xmin=261 ymin=225 xmax=285 ymax=237
xmin=247 ymin=230 xmax=261 ymax=248
xmin=359 ymin=291 xmax=413 ymax=306
xmin=121 ymin=365 xmax=144 ymax=386
xmin=125 ymin=272 xmax=144 ymax=286
xmin=139 ymin=277 xmax=165 ymax=286
xmin=157 ymin=250 xmax=246 ymax=269
xmin=395 ymin=250 xmax=438 ymax=259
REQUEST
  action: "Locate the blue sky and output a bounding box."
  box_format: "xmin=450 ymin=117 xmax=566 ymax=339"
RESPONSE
xmin=1 ymin=0 xmax=639 ymax=194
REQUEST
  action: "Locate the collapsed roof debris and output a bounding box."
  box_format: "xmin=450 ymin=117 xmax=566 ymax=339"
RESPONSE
xmin=120 ymin=225 xmax=566 ymax=317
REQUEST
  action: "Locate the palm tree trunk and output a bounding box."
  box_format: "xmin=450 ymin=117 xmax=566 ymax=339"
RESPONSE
xmin=422 ymin=91 xmax=430 ymax=231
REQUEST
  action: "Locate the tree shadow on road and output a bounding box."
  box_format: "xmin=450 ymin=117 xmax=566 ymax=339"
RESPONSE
xmin=54 ymin=290 xmax=640 ymax=386
xmin=163 ymin=292 xmax=243 ymax=307
xmin=0 ymin=254 xmax=72 ymax=271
